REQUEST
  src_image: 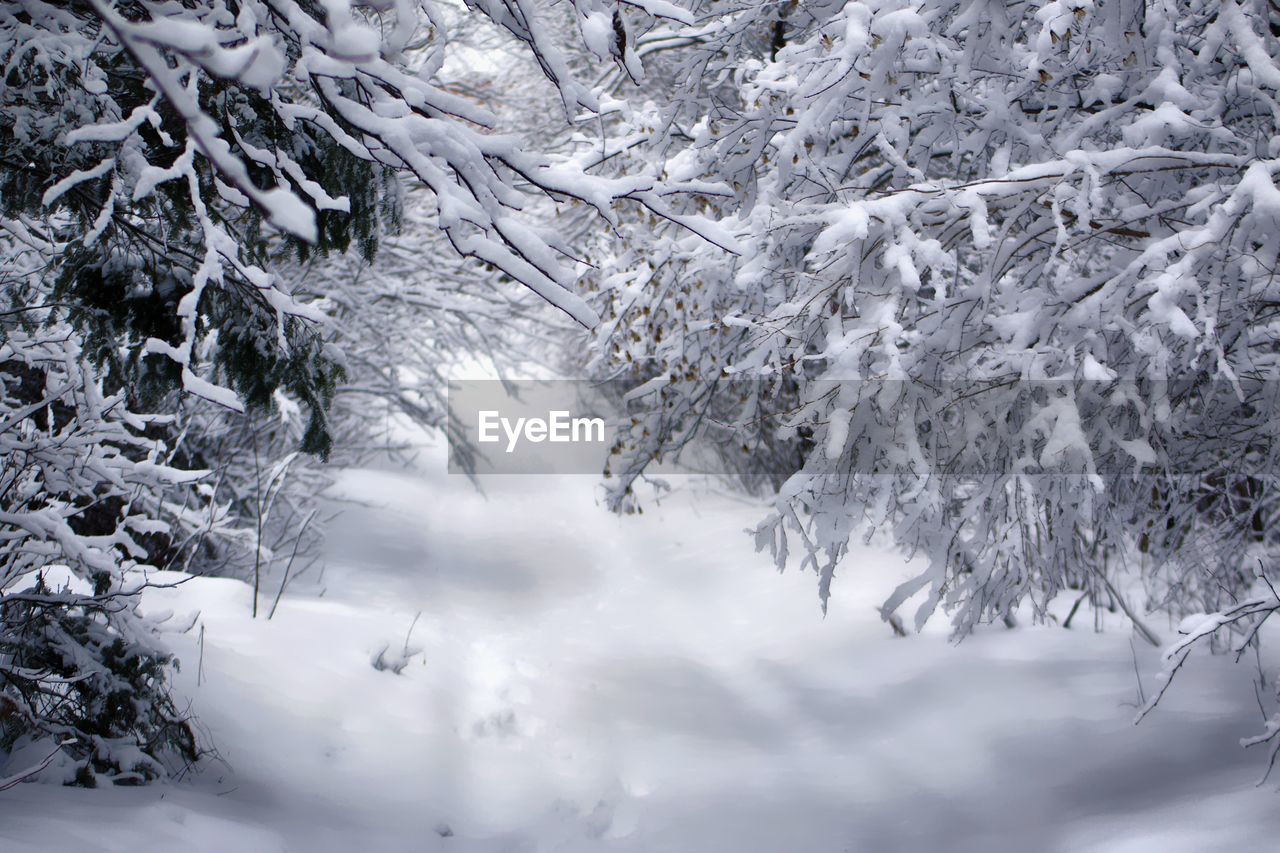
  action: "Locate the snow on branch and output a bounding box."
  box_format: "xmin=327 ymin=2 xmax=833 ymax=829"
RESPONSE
xmin=583 ymin=0 xmax=1280 ymax=642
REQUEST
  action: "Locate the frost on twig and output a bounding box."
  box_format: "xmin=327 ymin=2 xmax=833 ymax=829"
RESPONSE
xmin=1137 ymin=564 xmax=1280 ymax=783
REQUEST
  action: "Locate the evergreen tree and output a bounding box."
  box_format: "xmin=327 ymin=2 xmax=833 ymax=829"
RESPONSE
xmin=0 ymin=0 xmax=700 ymax=781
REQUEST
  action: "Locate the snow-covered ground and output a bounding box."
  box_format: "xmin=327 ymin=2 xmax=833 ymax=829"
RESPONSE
xmin=4 ymin=438 xmax=1280 ymax=852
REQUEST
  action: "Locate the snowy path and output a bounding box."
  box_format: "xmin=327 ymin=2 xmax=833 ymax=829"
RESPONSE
xmin=4 ymin=447 xmax=1280 ymax=852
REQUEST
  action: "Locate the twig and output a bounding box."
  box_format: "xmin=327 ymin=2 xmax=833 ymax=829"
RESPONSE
xmin=1130 ymin=637 xmax=1145 ymax=706
xmin=267 ymin=509 xmax=318 ymax=620
xmin=403 ymin=610 xmax=422 ymax=658
xmin=197 ymin=622 xmax=206 ymax=687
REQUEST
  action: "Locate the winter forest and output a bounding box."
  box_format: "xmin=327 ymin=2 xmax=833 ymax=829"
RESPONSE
xmin=4 ymin=0 xmax=1280 ymax=849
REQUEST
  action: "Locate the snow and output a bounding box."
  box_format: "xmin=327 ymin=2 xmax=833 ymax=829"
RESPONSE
xmin=1222 ymin=0 xmax=1280 ymax=91
xmin=40 ymin=158 xmax=115 ymax=207
xmin=3 ymin=425 xmax=1280 ymax=851
xmin=181 ymin=368 xmax=246 ymax=413
xmin=579 ymin=11 xmax=614 ymax=61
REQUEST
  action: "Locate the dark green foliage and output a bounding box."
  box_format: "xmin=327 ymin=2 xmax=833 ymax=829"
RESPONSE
xmin=0 ymin=0 xmax=402 ymax=453
xmin=210 ymin=298 xmax=345 ymax=459
xmin=0 ymin=577 xmax=200 ymax=785
xmin=0 ymin=353 xmax=199 ymax=782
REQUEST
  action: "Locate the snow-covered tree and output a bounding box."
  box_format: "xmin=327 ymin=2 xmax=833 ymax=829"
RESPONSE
xmin=9 ymin=0 xmax=1280 ymax=784
xmin=584 ymin=0 xmax=1280 ymax=645
xmin=1 ymin=0 xmax=704 ymax=452
xmin=0 ymin=0 xmax=709 ymax=781
xmin=0 ymin=271 xmax=208 ymax=782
